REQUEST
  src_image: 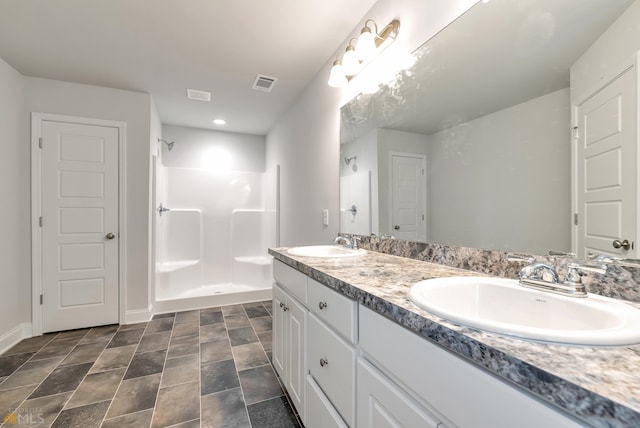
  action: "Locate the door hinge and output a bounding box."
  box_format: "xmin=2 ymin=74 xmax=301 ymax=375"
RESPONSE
xmin=39 ymin=216 xmax=43 ymax=227
xmin=40 ymin=294 xmax=43 ymax=305
xmin=574 ymin=213 xmax=578 ymax=226
xmin=38 ymin=137 xmax=42 ymax=149
xmin=422 ymin=168 xmax=425 ymax=176
xmin=571 ymin=126 xmax=579 ymax=139
xmin=422 ymin=214 xmax=425 ymax=221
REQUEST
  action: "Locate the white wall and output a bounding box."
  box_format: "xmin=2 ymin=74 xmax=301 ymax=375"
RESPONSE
xmin=266 ymin=0 xmax=478 ymax=246
xmin=162 ymin=124 xmax=265 ymax=172
xmin=24 ymin=77 xmax=153 ymax=313
xmin=340 ymin=128 xmax=378 ymax=235
xmin=0 ymin=57 xmax=29 ymax=341
xmin=570 ymin=0 xmax=640 ymax=101
xmin=428 ymin=88 xmax=571 ymax=254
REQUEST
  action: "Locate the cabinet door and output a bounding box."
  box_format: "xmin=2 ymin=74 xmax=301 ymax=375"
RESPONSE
xmin=272 ymin=284 xmax=287 ymax=378
xmin=306 ymin=375 xmax=348 ymax=428
xmin=308 ymin=313 xmax=356 ymax=427
xmin=357 ymin=358 xmax=443 ymax=428
xmin=287 ymin=296 xmax=307 ymax=421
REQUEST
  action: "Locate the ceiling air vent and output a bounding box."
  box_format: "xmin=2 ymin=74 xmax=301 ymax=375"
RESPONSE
xmin=252 ymin=75 xmax=277 ymax=92
xmin=186 ymin=88 xmax=211 ymax=102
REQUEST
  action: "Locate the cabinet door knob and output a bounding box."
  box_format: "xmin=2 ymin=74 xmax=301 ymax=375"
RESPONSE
xmin=320 ymin=358 xmax=328 ymax=367
xmin=283 ymin=305 xmax=289 ymax=312
xmin=279 ymin=302 xmax=285 ymax=308
xmin=613 ymin=239 xmax=632 ymax=250
xmin=318 ymin=301 xmax=327 ymax=310
xmin=105 ymin=232 xmax=115 ymax=240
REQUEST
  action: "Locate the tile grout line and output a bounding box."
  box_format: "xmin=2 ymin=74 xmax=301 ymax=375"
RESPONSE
xmin=222 ymin=304 xmax=254 ymax=428
xmin=147 ymin=315 xmax=174 ymax=428
xmin=4 ymin=330 xmax=89 ymax=426
xmin=39 ymin=330 xmax=93 ymax=426
xmin=98 ymin=322 xmax=151 ymax=427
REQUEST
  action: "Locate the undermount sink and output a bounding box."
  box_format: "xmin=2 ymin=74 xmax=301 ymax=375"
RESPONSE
xmin=287 ymin=245 xmax=366 ymax=258
xmin=408 ymin=276 xmax=640 ymax=346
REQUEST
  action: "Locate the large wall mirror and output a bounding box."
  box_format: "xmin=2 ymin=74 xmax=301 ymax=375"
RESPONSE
xmin=339 ymin=0 xmax=635 ymax=256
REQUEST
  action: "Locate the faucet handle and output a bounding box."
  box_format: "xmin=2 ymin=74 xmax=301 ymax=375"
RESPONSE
xmin=564 ymin=262 xmax=607 ymax=290
xmin=566 ymin=262 xmax=607 ymax=275
xmin=507 ymin=253 xmax=535 ymax=264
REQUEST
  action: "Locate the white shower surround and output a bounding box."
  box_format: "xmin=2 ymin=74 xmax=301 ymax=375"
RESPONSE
xmin=155 ymin=166 xmax=272 ymax=312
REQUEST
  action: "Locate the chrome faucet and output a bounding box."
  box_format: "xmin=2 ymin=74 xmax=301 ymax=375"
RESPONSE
xmin=334 ymin=235 xmax=352 ymax=248
xmin=333 ymin=234 xmax=360 ymax=250
xmin=518 ymin=262 xmax=607 ymax=298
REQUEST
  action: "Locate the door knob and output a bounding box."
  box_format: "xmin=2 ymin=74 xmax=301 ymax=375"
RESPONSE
xmin=394 ymin=225 xmax=400 ymax=230
xmin=105 ymin=233 xmax=116 ymax=240
xmin=612 ymin=239 xmax=631 ymax=250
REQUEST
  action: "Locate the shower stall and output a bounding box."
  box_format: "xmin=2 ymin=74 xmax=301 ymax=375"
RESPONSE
xmin=153 ymin=142 xmax=278 ymax=313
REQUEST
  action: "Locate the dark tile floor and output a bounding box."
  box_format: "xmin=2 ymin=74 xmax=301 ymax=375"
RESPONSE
xmin=0 ymin=301 xmax=302 ymax=428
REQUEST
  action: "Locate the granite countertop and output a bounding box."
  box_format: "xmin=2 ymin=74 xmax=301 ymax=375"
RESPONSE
xmin=269 ymin=247 xmax=640 ymax=428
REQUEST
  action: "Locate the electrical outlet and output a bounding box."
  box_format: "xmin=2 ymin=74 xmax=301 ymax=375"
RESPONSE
xmin=323 ymin=209 xmax=329 ymax=226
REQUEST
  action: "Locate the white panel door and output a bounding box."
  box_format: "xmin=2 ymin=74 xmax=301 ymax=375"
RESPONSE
xmin=576 ymin=64 xmax=637 ymax=258
xmin=390 ymin=154 xmax=426 ymax=241
xmin=41 ymin=120 xmax=119 ymax=332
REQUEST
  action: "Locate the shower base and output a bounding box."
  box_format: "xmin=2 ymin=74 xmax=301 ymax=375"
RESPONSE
xmin=154 ymin=283 xmax=272 ymax=315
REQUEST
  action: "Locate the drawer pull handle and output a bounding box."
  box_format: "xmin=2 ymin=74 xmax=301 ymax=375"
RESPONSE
xmin=318 ymin=301 xmax=328 ymax=310
xmin=320 ymin=358 xmax=328 ymax=367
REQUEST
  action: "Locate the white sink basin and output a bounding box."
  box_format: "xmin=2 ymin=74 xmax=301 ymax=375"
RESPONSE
xmin=287 ymin=245 xmax=366 ymax=258
xmin=408 ymin=276 xmax=640 ymax=346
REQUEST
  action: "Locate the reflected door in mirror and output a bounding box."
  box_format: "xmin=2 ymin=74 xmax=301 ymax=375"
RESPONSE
xmin=390 ymin=153 xmax=426 ymax=241
xmin=575 ymin=61 xmax=637 ymax=259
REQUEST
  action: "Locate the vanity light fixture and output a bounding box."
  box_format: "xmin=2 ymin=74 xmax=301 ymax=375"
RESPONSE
xmin=328 ymin=18 xmax=400 ymax=88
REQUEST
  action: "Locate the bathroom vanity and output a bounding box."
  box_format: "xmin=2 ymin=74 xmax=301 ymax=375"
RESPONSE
xmin=269 ymin=247 xmax=640 ymax=428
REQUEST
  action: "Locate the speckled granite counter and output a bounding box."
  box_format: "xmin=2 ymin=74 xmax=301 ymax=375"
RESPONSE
xmin=269 ymin=247 xmax=640 ymax=428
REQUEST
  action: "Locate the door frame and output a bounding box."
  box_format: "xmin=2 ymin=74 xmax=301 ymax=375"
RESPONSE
xmin=388 ymin=151 xmax=427 ymax=241
xmin=570 ymin=52 xmax=640 ymax=256
xmin=31 ymin=113 xmax=128 ymax=336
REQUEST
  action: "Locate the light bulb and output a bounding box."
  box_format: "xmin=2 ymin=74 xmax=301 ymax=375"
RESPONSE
xmin=342 ymin=45 xmax=359 ymax=76
xmin=356 ymin=27 xmax=376 ymax=62
xmin=328 ymin=60 xmax=348 ymax=88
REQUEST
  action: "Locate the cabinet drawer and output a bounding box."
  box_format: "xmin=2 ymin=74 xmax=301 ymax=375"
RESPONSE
xmin=273 ymin=260 xmax=307 ymax=303
xmin=308 ymin=313 xmax=356 ymax=427
xmin=306 ymin=375 xmax=347 ymax=428
xmin=308 ymin=278 xmax=357 ymax=343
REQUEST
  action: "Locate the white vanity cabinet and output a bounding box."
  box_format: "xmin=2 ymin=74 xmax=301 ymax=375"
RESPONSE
xmin=272 ymin=261 xmax=357 ymax=427
xmin=358 ymin=305 xmax=583 ymax=428
xmin=272 ymin=262 xmax=308 ymax=421
xmin=306 ymin=278 xmax=358 ymax=428
xmin=273 ymin=259 xmax=584 ymax=428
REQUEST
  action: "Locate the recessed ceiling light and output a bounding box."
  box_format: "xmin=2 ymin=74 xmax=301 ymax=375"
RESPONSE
xmin=213 ymin=119 xmax=226 ymax=125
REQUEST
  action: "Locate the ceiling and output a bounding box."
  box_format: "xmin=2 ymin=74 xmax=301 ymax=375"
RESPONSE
xmin=0 ymin=0 xmax=378 ymax=135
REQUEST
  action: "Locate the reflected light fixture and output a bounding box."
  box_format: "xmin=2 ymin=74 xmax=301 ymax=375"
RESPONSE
xmin=328 ymin=18 xmax=400 ymax=88
xmin=213 ymin=118 xmax=226 ymax=125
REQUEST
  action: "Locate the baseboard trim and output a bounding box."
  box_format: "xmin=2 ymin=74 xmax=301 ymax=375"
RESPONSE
xmin=124 ymin=305 xmax=153 ymax=324
xmin=0 ymin=323 xmax=33 ymax=355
